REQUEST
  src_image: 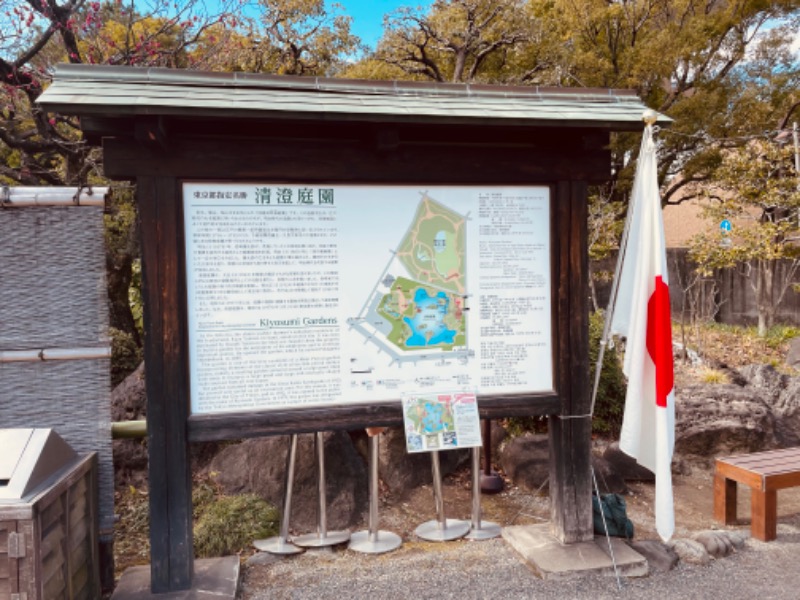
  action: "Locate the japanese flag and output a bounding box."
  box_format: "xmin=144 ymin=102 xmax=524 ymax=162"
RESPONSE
xmin=609 ymin=122 xmax=675 ymax=542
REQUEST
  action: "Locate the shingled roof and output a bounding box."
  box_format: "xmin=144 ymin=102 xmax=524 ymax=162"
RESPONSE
xmin=38 ymin=64 xmax=667 ymax=130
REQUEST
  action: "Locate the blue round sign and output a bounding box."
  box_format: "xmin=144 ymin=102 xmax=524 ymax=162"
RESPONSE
xmin=720 ymin=219 xmax=732 ymax=233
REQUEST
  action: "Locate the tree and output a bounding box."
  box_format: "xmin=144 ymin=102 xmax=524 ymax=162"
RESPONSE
xmin=196 ymin=0 xmax=361 ymax=76
xmin=689 ymin=140 xmax=800 ymax=335
xmin=0 ymin=0 xmax=239 ymax=373
xmin=374 ymin=0 xmax=537 ymax=83
xmin=540 ymin=0 xmax=800 ymax=205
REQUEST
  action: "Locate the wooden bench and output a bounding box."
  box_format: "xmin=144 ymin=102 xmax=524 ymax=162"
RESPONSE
xmin=714 ymin=447 xmax=800 ymax=541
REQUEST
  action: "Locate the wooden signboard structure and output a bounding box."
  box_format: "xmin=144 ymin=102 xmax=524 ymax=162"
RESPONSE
xmin=40 ymin=65 xmax=659 ymax=594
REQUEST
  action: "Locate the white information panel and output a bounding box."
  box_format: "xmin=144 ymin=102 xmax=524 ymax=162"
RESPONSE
xmin=183 ymin=183 xmax=552 ymax=415
xmin=402 ymin=392 xmax=483 ymax=453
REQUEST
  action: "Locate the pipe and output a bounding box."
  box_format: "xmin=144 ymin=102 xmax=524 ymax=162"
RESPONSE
xmin=0 ymin=346 xmax=111 ymax=363
xmin=1 ymin=186 xmax=109 ymax=207
xmin=112 ymin=420 xmax=147 ymax=439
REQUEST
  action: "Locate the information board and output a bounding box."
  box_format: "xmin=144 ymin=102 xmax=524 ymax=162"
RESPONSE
xmin=183 ymin=183 xmax=553 ymax=415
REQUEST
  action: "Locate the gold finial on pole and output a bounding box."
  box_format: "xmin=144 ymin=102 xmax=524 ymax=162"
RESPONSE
xmin=643 ymin=109 xmax=658 ymax=125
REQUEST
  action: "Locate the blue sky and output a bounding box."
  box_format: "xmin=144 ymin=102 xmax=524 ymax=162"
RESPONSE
xmin=327 ymin=1 xmax=433 ymax=49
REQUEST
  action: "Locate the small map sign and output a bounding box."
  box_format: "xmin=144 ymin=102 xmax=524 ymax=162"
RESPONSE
xmin=402 ymin=392 xmax=482 ymax=453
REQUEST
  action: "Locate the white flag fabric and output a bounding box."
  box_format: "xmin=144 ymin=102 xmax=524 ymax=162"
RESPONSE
xmin=609 ymin=123 xmax=675 ymax=542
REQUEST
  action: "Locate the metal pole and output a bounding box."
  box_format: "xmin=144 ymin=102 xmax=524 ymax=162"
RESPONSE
xmin=466 ymin=446 xmax=501 ymax=540
xmin=294 ymin=432 xmax=350 ymax=548
xmin=793 ymin=122 xmax=799 ymax=225
xmin=253 ymin=435 xmax=303 ymax=554
xmin=414 ymin=450 xmax=470 ymax=542
xmin=369 ymin=434 xmax=379 ymax=540
xmin=349 ymin=433 xmax=402 ymax=554
xmin=432 ymin=451 xmax=446 ymax=528
xmin=480 ymin=419 xmax=503 ymax=493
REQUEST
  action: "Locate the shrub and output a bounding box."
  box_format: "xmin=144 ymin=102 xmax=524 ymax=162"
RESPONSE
xmin=588 ymin=310 xmax=627 ymax=437
xmin=193 ymin=494 xmax=279 ymax=558
xmin=110 ymin=327 xmax=143 ymax=387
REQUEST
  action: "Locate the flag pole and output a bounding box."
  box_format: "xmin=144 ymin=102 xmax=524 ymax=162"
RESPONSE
xmin=589 ymin=111 xmax=659 ymax=417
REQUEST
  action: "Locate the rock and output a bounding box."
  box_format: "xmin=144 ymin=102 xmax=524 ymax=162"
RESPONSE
xmin=209 ymin=432 xmax=368 ymax=531
xmin=499 ymin=434 xmax=549 ymax=491
xmin=774 ymin=378 xmax=800 ymax=447
xmin=358 ymin=427 xmax=470 ymax=497
xmin=667 ymin=538 xmax=712 ymax=566
xmin=486 ymin=419 xmax=508 ymax=460
xmin=629 ymin=539 xmax=679 ymax=572
xmin=602 ymin=442 xmax=654 ymax=482
xmin=692 ymin=530 xmax=734 ymax=558
xmin=111 ymin=363 xmax=148 ymax=488
xmin=110 ymin=362 xmax=146 ymax=421
xmin=787 ymin=338 xmax=800 ymax=368
xmin=591 ymin=455 xmax=629 ymax=494
xmin=675 ymin=384 xmax=778 ymax=456
xmin=738 ymin=364 xmax=788 ymax=397
xmin=724 ymin=530 xmax=748 ymax=549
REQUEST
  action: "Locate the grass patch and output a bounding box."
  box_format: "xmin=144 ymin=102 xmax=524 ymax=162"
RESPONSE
xmin=194 ymin=494 xmax=279 ymax=558
xmin=699 ymin=368 xmax=729 ymax=384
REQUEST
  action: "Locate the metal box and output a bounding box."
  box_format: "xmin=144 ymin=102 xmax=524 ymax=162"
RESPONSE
xmin=0 ymin=429 xmax=99 ymax=599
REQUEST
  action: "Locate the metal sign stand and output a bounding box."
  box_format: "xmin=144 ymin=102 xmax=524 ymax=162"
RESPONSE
xmin=465 ymin=446 xmax=501 ymax=540
xmin=253 ymin=434 xmax=304 ymax=555
xmin=294 ymin=432 xmax=351 ymax=548
xmin=349 ymin=433 xmax=403 ymax=554
xmin=414 ymin=450 xmax=470 ymax=541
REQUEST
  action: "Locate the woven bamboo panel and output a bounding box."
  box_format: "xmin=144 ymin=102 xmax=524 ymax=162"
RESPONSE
xmin=0 ymin=202 xmax=113 ymax=534
xmin=0 ymin=205 xmax=107 ymax=348
xmin=0 ymin=360 xmax=113 ymax=532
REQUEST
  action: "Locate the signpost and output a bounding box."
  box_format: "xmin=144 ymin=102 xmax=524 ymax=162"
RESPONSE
xmin=39 ymin=64 xmax=660 ymax=594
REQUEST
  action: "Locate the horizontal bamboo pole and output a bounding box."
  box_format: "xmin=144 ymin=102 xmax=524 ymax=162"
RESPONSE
xmin=1 ymin=186 xmax=109 ymax=207
xmin=0 ymin=346 xmax=111 ymax=363
xmin=112 ymin=420 xmax=147 ymax=439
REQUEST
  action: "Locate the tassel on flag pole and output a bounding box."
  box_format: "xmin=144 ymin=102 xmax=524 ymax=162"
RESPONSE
xmin=607 ymin=110 xmax=676 ymax=542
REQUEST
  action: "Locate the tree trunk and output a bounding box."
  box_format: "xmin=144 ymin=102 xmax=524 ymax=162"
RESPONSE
xmin=755 ymin=259 xmax=775 ymax=336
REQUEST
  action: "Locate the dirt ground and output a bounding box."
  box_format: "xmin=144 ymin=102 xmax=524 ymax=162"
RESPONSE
xmin=363 ymin=453 xmax=800 ymax=544
xmin=114 ymin=324 xmax=800 ymax=585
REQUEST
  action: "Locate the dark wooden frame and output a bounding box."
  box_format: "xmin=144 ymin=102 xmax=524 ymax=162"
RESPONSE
xmin=97 ymin=117 xmax=603 ymax=593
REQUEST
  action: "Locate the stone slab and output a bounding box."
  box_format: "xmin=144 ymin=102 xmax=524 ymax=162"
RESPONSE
xmin=502 ymin=523 xmax=648 ymax=580
xmin=111 ymin=556 xmax=240 ymax=599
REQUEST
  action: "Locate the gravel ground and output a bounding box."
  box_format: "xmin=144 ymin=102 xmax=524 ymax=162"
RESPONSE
xmin=238 ymin=460 xmax=800 ymax=600
xmin=239 ymin=524 xmax=800 ymax=600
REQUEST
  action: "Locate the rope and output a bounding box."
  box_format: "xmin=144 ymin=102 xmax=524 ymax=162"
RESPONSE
xmin=592 ymin=465 xmax=624 ymax=591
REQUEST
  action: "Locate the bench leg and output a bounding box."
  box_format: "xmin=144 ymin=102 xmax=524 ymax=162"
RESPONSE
xmin=714 ymin=473 xmax=737 ymax=525
xmin=751 ymin=489 xmax=777 ymax=542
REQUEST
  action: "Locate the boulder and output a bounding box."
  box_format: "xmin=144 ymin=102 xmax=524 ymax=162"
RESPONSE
xmin=602 ymin=442 xmax=654 ymax=482
xmin=111 ymin=363 xmax=148 ymax=488
xmin=374 ymin=427 xmax=470 ymax=496
xmin=591 ymin=455 xmax=629 ymax=495
xmin=674 ymin=384 xmax=777 ymax=457
xmin=209 ymin=432 xmax=368 ymax=531
xmin=738 ymin=364 xmax=788 ymax=398
xmin=498 ymin=434 xmax=549 ymax=491
xmin=786 ymin=337 xmax=800 ymax=368
xmin=110 ymin=362 xmax=146 ymax=421
xmin=773 ymin=377 xmax=800 ymax=447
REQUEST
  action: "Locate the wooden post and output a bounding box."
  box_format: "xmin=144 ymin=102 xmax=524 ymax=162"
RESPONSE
xmin=548 ymin=180 xmax=593 ymax=543
xmin=138 ymin=175 xmax=194 ymax=592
